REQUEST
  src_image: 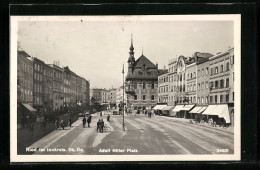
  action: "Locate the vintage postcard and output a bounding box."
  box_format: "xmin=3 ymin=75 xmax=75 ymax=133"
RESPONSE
xmin=10 ymin=15 xmax=241 ymax=162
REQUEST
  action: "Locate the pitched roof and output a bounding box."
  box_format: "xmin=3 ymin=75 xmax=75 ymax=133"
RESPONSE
xmin=134 ymin=54 xmax=157 ymax=69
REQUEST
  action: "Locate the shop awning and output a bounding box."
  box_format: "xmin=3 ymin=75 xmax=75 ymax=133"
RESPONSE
xmin=158 ymin=105 xmax=167 ymax=110
xmin=189 ymin=106 xmax=202 ymax=113
xmin=196 ymin=106 xmax=208 ymax=113
xmin=161 ymin=106 xmax=175 ymax=111
xmin=202 ymin=105 xmax=218 ymax=115
xmin=181 ymin=104 xmax=195 ymax=111
xmin=172 ymin=105 xmax=184 ymax=112
xmin=152 ymin=105 xmax=161 ymax=110
xmin=213 ymin=104 xmax=230 ymax=123
xmin=22 ymin=103 xmax=37 ymax=112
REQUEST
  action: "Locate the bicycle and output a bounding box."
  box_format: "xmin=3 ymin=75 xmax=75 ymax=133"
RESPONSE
xmin=103 ymin=124 xmax=111 ymax=133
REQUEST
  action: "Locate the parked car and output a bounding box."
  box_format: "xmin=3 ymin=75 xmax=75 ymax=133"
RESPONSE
xmin=113 ymin=111 xmax=119 ymax=115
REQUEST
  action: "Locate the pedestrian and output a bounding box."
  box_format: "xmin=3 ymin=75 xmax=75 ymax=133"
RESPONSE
xmin=107 ymin=114 xmax=110 ymax=122
xmin=87 ymin=115 xmax=92 ymax=127
xmin=100 ymin=112 xmax=102 ymax=117
xmin=82 ymin=116 xmax=86 ymax=128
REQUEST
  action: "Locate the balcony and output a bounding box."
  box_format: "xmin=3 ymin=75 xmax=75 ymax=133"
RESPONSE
xmin=125 ymin=84 xmax=135 ymax=95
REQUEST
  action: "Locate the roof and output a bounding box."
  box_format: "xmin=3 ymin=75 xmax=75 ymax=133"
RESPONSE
xmin=64 ymin=66 xmax=77 ymax=76
xmin=134 ymin=54 xmax=157 ymax=69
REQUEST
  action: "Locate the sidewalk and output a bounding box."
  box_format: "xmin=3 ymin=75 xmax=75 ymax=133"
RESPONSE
xmin=17 ymin=122 xmax=56 ymax=155
xmin=154 ymin=115 xmax=234 ymax=134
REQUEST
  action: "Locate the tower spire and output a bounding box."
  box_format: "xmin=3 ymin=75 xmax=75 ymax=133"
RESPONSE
xmin=130 ymin=33 xmax=134 ymax=51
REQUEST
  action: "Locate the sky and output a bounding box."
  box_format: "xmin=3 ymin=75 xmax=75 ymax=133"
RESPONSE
xmin=17 ymin=19 xmax=234 ymax=89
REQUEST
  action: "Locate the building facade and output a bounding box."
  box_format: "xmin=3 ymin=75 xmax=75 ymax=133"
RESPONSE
xmin=90 ymin=88 xmax=103 ymax=105
xmin=125 ymin=36 xmax=164 ymax=111
xmin=17 ymin=51 xmax=33 ymax=104
xmin=158 ymin=71 xmax=169 ymax=104
xmin=167 ymin=60 xmax=178 ymax=106
xmin=42 ymin=64 xmax=53 ymax=111
xmin=49 ymin=64 xmax=64 ymax=111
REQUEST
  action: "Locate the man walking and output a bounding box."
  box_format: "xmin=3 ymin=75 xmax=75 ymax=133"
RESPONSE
xmin=87 ymin=115 xmax=92 ymax=128
xmin=82 ymin=116 xmax=86 ymax=128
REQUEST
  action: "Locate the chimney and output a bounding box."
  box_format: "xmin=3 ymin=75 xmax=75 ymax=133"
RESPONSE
xmin=156 ymin=62 xmax=158 ymax=68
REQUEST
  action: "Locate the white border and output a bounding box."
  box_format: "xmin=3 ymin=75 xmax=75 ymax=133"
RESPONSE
xmin=10 ymin=15 xmax=241 ymax=162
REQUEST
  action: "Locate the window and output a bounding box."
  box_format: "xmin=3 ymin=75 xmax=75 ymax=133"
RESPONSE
xmin=151 ymin=95 xmax=154 ymax=100
xmin=187 ymin=85 xmax=189 ymax=91
xmin=151 ymin=83 xmax=154 ymax=89
xmin=198 ymin=83 xmax=200 ymax=91
xmin=187 ymin=74 xmax=189 ymax=79
xmin=201 ymin=83 xmax=204 ymax=90
xmin=220 ymin=79 xmax=224 ymax=88
xmin=220 ymin=65 xmax=224 ymax=73
xmin=231 ymin=55 xmax=234 ymax=65
xmin=206 ymin=96 xmax=208 ymax=104
xmin=215 ymin=95 xmax=218 ymax=103
xmin=183 ymin=85 xmax=185 ymax=92
xmin=143 ymin=82 xmax=145 ymax=89
xmin=143 ymin=95 xmax=146 ymax=100
xmin=220 ymin=95 xmax=223 ymax=103
xmin=34 ymin=64 xmax=37 ymax=69
xmin=197 ymin=97 xmax=200 ymax=104
xmin=226 ymin=78 xmax=229 ymax=87
xmin=226 ymin=62 xmax=230 ymax=71
xmin=232 ymin=92 xmax=234 ymax=101
xmin=206 ymin=82 xmax=208 ymax=89
xmin=215 ymin=80 xmax=219 ymax=89
xmin=226 ymin=94 xmax=229 ymax=102
xmin=166 ymin=86 xmax=168 ymax=92
xmin=190 ymin=74 xmax=192 ymax=79
xmin=180 ymin=74 xmax=182 ymax=81
xmin=206 ymin=68 xmax=208 ymax=75
xmin=215 ymin=67 xmax=218 ymax=74
xmin=190 ymin=97 xmax=192 ymax=103
xmin=198 ymin=70 xmax=200 ymax=77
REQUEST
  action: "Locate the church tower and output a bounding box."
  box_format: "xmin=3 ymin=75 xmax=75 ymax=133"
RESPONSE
xmin=127 ymin=34 xmax=135 ymax=70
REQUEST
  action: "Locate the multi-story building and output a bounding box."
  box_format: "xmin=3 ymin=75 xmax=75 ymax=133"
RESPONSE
xmin=167 ymin=59 xmax=178 ymax=106
xmin=17 ymin=51 xmax=34 ymax=104
xmin=81 ymin=78 xmax=87 ymax=106
xmin=85 ymin=80 xmax=90 ymax=105
xmin=90 ymin=88 xmax=103 ymax=105
xmin=42 ymin=63 xmax=53 ymax=113
xmin=29 ymin=57 xmax=45 ymax=109
xmin=175 ymin=55 xmax=187 ymax=104
xmin=196 ymin=56 xmax=211 ymax=106
xmin=76 ymin=75 xmax=83 ymax=105
xmin=209 ymin=49 xmax=233 ymax=104
xmin=49 ymin=64 xmax=64 ymax=111
xmin=158 ymin=71 xmax=169 ymax=104
xmin=101 ymin=89 xmax=110 ymax=105
xmin=116 ymin=86 xmax=127 ymax=107
xmin=125 ymin=36 xmax=164 ymax=111
xmin=64 ymin=66 xmax=77 ymax=106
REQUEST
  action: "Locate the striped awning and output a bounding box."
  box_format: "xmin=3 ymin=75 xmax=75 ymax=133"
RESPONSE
xmin=161 ymin=106 xmax=175 ymax=111
xmin=196 ymin=106 xmax=208 ymax=113
xmin=180 ymin=104 xmax=195 ymax=111
xmin=172 ymin=105 xmax=184 ymax=112
xmin=189 ymin=107 xmax=202 ymax=113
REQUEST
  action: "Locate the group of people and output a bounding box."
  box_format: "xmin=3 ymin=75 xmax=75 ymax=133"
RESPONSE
xmin=82 ymin=114 xmax=92 ymax=128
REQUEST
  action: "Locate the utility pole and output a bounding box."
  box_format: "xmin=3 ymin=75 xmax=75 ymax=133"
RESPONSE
xmin=122 ymin=64 xmax=125 ymax=131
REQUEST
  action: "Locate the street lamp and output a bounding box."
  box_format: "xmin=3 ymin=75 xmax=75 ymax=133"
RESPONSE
xmin=122 ymin=64 xmax=125 ymax=131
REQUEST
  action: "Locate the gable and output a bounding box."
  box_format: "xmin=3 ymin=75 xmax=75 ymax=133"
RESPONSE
xmin=134 ymin=55 xmax=157 ymax=69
